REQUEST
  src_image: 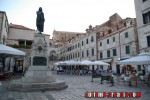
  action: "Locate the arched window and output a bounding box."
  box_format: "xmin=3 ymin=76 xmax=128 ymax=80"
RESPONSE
xmin=50 ymin=50 xmax=57 ymax=60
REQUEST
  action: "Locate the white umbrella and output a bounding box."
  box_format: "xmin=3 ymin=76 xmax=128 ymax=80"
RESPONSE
xmin=53 ymin=62 xmax=59 ymax=65
xmin=0 ymin=44 xmax=26 ymax=70
xmin=80 ymin=60 xmax=94 ymax=65
xmin=0 ymin=44 xmax=25 ymax=56
xmin=54 ymin=61 xmax=67 ymax=65
xmin=63 ymin=60 xmax=81 ymax=75
xmin=64 ymin=60 xmax=80 ymax=65
xmin=118 ymin=53 xmax=150 ymax=65
xmin=93 ymin=60 xmax=110 ymax=66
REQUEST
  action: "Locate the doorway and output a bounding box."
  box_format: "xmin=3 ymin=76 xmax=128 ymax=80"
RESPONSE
xmin=116 ymin=64 xmax=120 ymax=75
xmin=14 ymin=59 xmax=23 ymax=74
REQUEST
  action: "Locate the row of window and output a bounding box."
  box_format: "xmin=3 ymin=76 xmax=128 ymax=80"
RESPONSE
xmin=82 ymin=36 xmax=94 ymax=46
xmin=99 ymin=45 xmax=130 ymax=59
xmin=61 ymin=45 xmax=130 ymax=60
xmin=83 ymin=48 xmax=94 ymax=57
xmin=61 ymin=48 xmax=95 ymax=60
xmin=99 ymin=32 xmax=128 ymax=46
xmin=65 ymin=43 xmax=79 ymax=53
xmin=61 ymin=36 xmax=94 ymax=54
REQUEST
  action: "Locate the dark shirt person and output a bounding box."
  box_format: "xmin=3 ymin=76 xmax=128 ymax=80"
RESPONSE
xmin=142 ymin=69 xmax=145 ymax=76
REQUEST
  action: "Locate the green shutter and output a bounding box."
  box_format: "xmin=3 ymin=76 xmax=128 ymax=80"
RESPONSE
xmin=107 ymin=50 xmax=110 ymax=57
xmin=107 ymin=39 xmax=109 ymax=44
xmin=125 ymin=45 xmax=130 ymax=54
xmin=113 ymin=37 xmax=115 ymax=42
xmin=125 ymin=32 xmax=128 ymax=38
xmin=113 ymin=49 xmax=117 ymax=56
xmin=100 ymin=52 xmax=103 ymax=59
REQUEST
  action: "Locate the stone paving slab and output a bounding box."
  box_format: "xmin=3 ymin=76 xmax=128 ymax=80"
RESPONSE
xmin=0 ymin=73 xmax=150 ymax=100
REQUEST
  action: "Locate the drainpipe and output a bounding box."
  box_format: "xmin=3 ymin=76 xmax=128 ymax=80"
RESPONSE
xmin=117 ymin=28 xmax=122 ymax=75
xmin=134 ymin=19 xmax=139 ymax=54
xmin=95 ymin=32 xmax=98 ymax=70
xmin=79 ymin=35 xmax=81 ymax=61
xmin=118 ymin=28 xmax=121 ymax=60
xmin=96 ymin=32 xmax=98 ymax=60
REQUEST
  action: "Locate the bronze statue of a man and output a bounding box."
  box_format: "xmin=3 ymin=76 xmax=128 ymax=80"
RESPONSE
xmin=36 ymin=7 xmax=45 ymax=33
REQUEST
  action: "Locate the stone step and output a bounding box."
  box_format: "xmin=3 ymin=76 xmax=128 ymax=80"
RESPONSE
xmin=7 ymin=84 xmax=68 ymax=92
xmin=7 ymin=79 xmax=68 ymax=92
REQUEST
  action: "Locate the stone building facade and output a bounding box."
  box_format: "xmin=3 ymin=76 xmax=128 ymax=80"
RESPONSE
xmin=8 ymin=23 xmax=50 ymax=56
xmin=96 ymin=13 xmax=138 ymax=73
xmin=58 ymin=33 xmax=86 ymax=61
xmin=49 ymin=38 xmax=60 ymax=67
xmin=8 ymin=23 xmax=35 ymax=48
xmin=6 ymin=23 xmax=50 ymax=73
xmin=0 ymin=11 xmax=9 ymax=44
xmin=58 ymin=13 xmax=139 ymax=73
xmin=134 ymin=0 xmax=150 ymax=76
xmin=134 ymin=0 xmax=150 ymax=53
xmin=53 ymin=30 xmax=85 ymax=46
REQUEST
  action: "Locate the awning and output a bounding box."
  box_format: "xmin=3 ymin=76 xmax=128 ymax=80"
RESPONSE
xmin=80 ymin=60 xmax=94 ymax=65
xmin=0 ymin=44 xmax=25 ymax=57
xmin=118 ymin=53 xmax=150 ymax=65
xmin=54 ymin=61 xmax=67 ymax=66
xmin=118 ymin=57 xmax=130 ymax=61
xmin=93 ymin=60 xmax=110 ymax=66
xmin=101 ymin=59 xmax=112 ymax=63
xmin=64 ymin=60 xmax=81 ymax=65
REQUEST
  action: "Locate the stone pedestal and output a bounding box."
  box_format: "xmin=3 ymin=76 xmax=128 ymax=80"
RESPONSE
xmin=8 ymin=33 xmax=68 ymax=92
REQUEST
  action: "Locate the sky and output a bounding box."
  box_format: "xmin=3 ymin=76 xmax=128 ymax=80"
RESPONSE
xmin=0 ymin=0 xmax=136 ymax=38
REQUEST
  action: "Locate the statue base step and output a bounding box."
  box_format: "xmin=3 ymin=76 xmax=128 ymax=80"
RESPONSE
xmin=7 ymin=66 xmax=68 ymax=92
xmin=7 ymin=79 xmax=68 ymax=92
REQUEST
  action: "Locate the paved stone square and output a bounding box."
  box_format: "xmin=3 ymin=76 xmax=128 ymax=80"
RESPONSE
xmin=0 ymin=72 xmax=150 ymax=100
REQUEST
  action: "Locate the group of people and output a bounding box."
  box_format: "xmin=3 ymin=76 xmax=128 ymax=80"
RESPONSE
xmin=56 ymin=67 xmax=63 ymax=74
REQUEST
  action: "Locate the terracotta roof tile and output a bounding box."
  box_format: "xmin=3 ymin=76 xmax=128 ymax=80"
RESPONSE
xmin=9 ymin=23 xmax=34 ymax=30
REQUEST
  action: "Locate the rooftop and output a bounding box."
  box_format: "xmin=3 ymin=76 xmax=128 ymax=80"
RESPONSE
xmin=53 ymin=30 xmax=85 ymax=35
xmin=9 ymin=23 xmax=34 ymax=31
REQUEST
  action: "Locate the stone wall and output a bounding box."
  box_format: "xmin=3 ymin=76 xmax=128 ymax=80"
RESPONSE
xmin=0 ymin=11 xmax=9 ymax=44
xmin=134 ymin=0 xmax=150 ymax=52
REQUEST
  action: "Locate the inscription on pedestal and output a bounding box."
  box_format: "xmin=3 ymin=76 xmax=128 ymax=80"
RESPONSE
xmin=33 ymin=57 xmax=47 ymax=66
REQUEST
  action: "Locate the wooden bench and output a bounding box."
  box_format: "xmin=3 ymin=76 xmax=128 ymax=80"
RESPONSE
xmin=91 ymin=74 xmax=102 ymax=82
xmin=91 ymin=74 xmax=112 ymax=84
xmin=100 ymin=75 xmax=112 ymax=84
